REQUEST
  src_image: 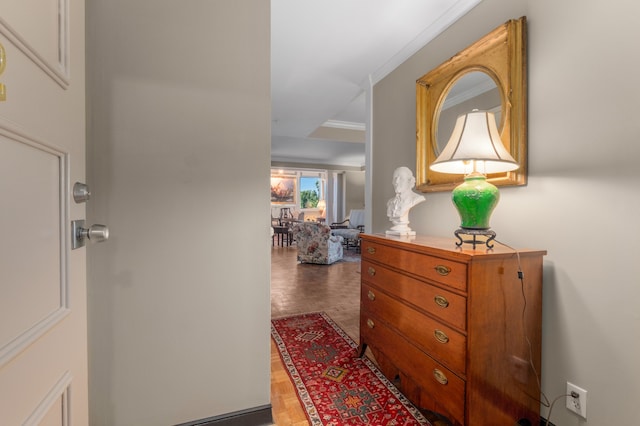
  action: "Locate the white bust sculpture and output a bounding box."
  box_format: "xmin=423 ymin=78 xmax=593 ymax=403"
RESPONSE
xmin=386 ymin=166 xmax=426 ymax=236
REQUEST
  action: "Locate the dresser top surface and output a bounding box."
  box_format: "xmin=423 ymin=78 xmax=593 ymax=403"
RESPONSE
xmin=361 ymin=233 xmax=546 ymax=259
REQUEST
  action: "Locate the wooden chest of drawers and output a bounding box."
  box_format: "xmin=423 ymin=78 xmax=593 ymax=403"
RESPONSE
xmin=359 ymin=234 xmax=546 ymax=426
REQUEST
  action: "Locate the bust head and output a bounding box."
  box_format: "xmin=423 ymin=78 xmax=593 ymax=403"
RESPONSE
xmin=392 ymin=166 xmax=416 ymax=194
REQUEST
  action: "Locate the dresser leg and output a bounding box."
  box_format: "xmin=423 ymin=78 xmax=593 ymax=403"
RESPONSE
xmin=419 ymin=410 xmax=453 ymax=426
xmin=357 ymin=343 xmax=367 ymax=358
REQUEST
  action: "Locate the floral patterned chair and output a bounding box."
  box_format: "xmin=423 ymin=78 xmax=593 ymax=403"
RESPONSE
xmin=291 ymin=222 xmax=344 ymax=264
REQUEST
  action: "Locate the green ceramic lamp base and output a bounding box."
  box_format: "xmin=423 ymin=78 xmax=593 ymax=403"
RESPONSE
xmin=451 ymin=172 xmax=500 ymax=248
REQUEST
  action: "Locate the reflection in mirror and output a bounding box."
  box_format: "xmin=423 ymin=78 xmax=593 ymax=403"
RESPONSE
xmin=436 ymin=72 xmax=501 ymax=155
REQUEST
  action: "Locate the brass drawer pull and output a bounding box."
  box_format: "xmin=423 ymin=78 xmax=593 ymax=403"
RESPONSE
xmin=433 ymin=369 xmax=448 ymax=385
xmin=367 ymin=319 xmax=375 ymax=329
xmin=434 ymin=329 xmax=449 ymax=344
xmin=367 ymin=246 xmax=376 ymax=254
xmin=434 ymin=265 xmax=451 ymax=276
xmin=434 ymin=295 xmax=450 ymax=308
xmin=368 ymin=267 xmax=376 ymax=276
xmin=367 ymin=290 xmax=376 ymax=301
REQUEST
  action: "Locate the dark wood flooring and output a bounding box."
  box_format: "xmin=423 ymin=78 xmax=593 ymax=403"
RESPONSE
xmin=268 ymin=242 xmax=455 ymax=426
xmin=270 ymin=243 xmax=361 ymax=425
xmin=270 ymin=243 xmax=361 ymax=338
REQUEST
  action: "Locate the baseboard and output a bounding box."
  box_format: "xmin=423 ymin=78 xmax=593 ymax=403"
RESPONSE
xmin=175 ymin=404 xmax=273 ymax=426
xmin=539 ymin=417 xmax=555 ymax=426
xmin=513 ymin=418 xmax=555 ymax=426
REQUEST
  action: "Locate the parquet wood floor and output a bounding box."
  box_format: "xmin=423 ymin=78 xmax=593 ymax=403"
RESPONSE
xmin=270 ymin=244 xmax=361 ymax=425
xmin=269 ymin=243 xmax=451 ymax=426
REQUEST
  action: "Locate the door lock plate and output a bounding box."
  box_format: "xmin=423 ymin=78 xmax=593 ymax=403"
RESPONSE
xmin=72 ymin=220 xmax=109 ymax=249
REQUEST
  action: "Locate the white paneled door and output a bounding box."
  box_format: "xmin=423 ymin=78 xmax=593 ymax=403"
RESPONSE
xmin=0 ymin=1 xmax=88 ymax=425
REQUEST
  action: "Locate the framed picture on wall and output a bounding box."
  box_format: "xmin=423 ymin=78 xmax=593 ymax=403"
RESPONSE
xmin=270 ymin=176 xmax=296 ymax=204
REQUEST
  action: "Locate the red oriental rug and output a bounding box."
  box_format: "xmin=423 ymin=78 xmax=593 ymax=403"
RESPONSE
xmin=271 ymin=312 xmax=432 ymax=425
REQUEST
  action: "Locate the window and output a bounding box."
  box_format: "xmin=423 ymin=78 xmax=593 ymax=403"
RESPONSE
xmin=270 ymin=168 xmax=327 ymax=210
xmin=299 ymin=176 xmax=323 ymax=209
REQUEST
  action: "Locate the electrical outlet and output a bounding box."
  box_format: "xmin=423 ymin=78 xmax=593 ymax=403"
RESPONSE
xmin=566 ymin=382 xmax=587 ymax=418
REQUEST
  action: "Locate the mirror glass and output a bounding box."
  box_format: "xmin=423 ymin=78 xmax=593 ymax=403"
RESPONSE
xmin=436 ymin=71 xmax=501 ymax=155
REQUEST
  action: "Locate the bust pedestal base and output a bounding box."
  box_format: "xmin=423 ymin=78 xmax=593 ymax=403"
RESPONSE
xmin=386 ymin=215 xmax=415 ymax=236
xmin=386 ymin=229 xmax=416 ymax=236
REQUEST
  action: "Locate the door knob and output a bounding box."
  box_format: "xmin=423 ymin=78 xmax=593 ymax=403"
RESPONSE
xmin=72 ymin=220 xmax=109 ymax=249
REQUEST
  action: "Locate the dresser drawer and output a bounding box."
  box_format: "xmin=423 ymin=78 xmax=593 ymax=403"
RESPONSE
xmin=361 ymin=240 xmax=467 ymax=291
xmin=362 ymin=260 xmax=467 ymax=330
xmin=360 ymin=312 xmax=465 ymax=425
xmin=362 ymin=284 xmax=466 ymax=375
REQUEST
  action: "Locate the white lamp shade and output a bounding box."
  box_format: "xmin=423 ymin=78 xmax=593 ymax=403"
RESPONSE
xmin=430 ymin=110 xmax=519 ymax=175
xmin=316 ymin=199 xmax=326 ymax=217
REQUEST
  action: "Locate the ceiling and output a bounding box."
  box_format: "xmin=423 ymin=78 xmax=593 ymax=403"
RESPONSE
xmin=270 ymin=0 xmax=482 ymax=169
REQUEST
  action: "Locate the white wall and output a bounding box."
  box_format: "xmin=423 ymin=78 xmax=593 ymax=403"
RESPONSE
xmin=344 ymin=170 xmax=366 ymax=217
xmin=86 ymin=1 xmax=271 ymax=424
xmin=373 ymin=0 xmax=640 ymax=424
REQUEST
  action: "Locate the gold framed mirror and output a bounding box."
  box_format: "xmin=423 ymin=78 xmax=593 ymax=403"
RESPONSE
xmin=416 ymin=17 xmax=527 ymax=192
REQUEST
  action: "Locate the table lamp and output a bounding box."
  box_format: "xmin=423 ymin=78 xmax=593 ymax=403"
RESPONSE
xmin=316 ymin=199 xmax=326 ymax=218
xmin=430 ymin=109 xmax=519 ymax=248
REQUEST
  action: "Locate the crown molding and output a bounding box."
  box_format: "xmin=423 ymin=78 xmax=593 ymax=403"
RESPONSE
xmin=367 ymin=0 xmax=482 ymax=86
xmin=321 ymin=120 xmax=366 ymax=132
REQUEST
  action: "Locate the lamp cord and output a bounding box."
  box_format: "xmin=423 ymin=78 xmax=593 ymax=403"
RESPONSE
xmin=543 ymin=394 xmax=572 ymax=426
xmin=494 ymin=240 xmax=552 ymax=417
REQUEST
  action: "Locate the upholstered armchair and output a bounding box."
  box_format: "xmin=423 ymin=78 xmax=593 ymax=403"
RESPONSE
xmin=330 ymin=209 xmax=365 ymax=251
xmin=291 ymin=222 xmax=344 ymax=265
